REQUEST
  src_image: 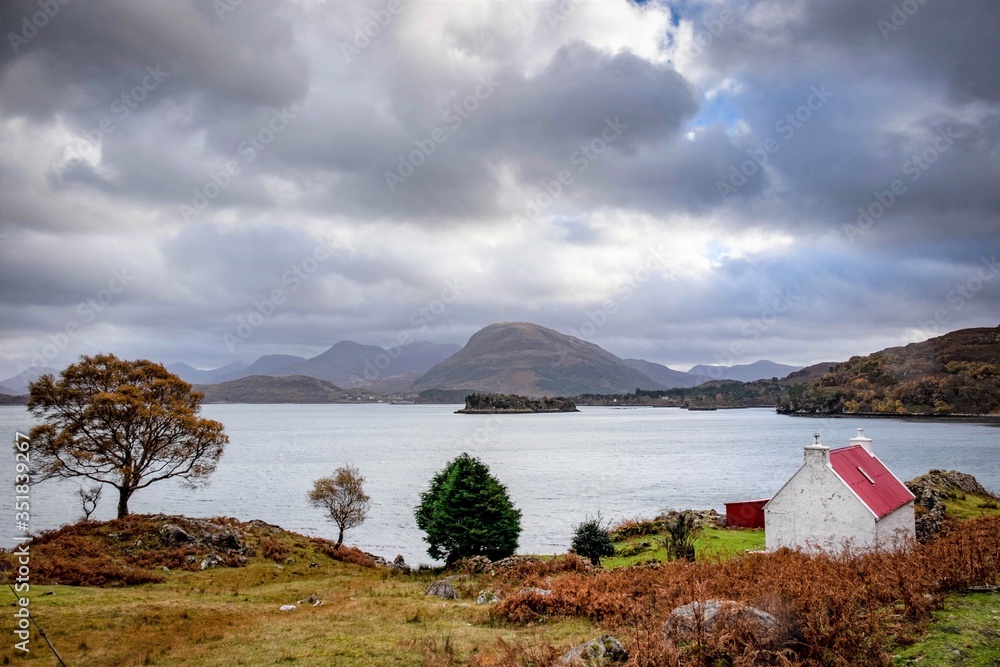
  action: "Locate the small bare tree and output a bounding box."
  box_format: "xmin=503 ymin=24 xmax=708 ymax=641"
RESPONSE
xmin=308 ymin=465 xmax=370 ymax=549
xmin=77 ymin=485 xmax=103 ymax=521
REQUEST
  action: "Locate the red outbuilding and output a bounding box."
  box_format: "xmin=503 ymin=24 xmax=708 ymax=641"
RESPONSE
xmin=725 ymin=498 xmax=770 ymax=529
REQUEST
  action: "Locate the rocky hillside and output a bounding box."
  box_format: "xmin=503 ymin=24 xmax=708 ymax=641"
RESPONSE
xmin=411 ymin=322 xmax=669 ymax=397
xmin=778 ymin=327 xmax=1000 ymax=416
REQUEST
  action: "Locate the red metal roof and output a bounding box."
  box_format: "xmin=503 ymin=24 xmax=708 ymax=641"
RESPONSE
xmin=829 ymin=445 xmax=915 ymax=518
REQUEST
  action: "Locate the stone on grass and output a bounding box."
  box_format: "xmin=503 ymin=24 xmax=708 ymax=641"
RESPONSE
xmin=559 ymin=634 xmax=628 ymax=666
xmin=425 ymin=578 xmax=458 ymax=599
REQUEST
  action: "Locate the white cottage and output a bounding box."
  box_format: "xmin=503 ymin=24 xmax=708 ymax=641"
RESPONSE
xmin=764 ymin=429 xmax=916 ymax=552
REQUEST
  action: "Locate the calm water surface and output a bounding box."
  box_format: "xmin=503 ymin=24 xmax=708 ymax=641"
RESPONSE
xmin=1 ymin=405 xmax=997 ymax=565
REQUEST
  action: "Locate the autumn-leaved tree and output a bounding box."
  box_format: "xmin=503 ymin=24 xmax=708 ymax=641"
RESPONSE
xmin=308 ymin=465 xmax=371 ymax=548
xmin=27 ymin=354 xmax=228 ymax=518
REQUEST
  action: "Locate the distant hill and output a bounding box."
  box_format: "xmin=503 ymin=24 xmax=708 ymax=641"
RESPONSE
xmin=166 ymin=361 xmax=249 ymax=384
xmin=623 ymin=359 xmax=702 ymax=388
xmin=0 ymin=393 xmax=27 ymax=405
xmin=688 ymin=360 xmax=803 ymax=382
xmin=0 ymin=366 xmax=59 ymax=394
xmin=411 ymin=322 xmax=669 ymax=397
xmin=211 ymin=354 xmax=307 ymax=383
xmin=276 ymin=340 xmax=461 ymax=386
xmin=194 ymin=375 xmax=367 ymax=404
xmin=778 ymin=327 xmax=1000 ymax=415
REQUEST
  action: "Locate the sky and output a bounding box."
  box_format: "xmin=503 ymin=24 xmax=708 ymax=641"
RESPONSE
xmin=0 ymin=0 xmax=998 ymax=381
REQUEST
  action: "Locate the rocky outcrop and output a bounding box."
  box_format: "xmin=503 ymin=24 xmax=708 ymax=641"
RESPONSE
xmin=559 ymin=635 xmax=628 ymax=665
xmin=906 ymin=470 xmax=997 ymax=501
xmin=368 ymin=553 xmax=411 ymax=573
xmin=906 ymin=470 xmax=999 ymax=541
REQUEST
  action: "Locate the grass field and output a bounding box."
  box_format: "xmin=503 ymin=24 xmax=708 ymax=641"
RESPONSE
xmin=0 ymin=519 xmax=594 ymax=667
xmin=893 ymin=592 xmax=1000 ymax=666
xmin=602 ymin=525 xmax=765 ymax=568
xmin=0 ymin=566 xmax=593 ymax=666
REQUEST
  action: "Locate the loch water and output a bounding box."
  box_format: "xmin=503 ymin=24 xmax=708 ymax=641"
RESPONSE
xmin=1 ymin=405 xmax=997 ymax=565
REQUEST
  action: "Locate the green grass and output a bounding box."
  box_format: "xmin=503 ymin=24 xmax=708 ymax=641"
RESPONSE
xmin=602 ymin=526 xmax=765 ymax=568
xmin=893 ymin=593 xmax=1000 ymax=666
xmin=938 ymin=492 xmax=1000 ymax=521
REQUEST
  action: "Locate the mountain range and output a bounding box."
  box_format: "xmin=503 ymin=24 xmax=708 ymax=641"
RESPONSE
xmin=688 ymin=360 xmax=804 ymax=383
xmin=0 ymin=323 xmax=801 ymax=398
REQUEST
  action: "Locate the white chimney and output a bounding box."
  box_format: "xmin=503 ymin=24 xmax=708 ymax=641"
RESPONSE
xmin=850 ymin=427 xmax=873 ymax=455
xmin=804 ymin=433 xmax=830 ymax=467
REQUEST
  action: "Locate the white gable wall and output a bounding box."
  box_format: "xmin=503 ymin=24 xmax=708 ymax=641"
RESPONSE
xmin=874 ymin=501 xmax=916 ymax=548
xmin=765 ymin=459 xmax=877 ymax=552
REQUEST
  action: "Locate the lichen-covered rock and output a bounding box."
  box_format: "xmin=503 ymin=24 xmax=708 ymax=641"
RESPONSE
xmin=559 ymin=635 xmax=628 ymax=666
xmin=425 ymin=578 xmax=458 ymax=599
xmin=200 ymin=553 xmax=224 ymax=570
xmin=665 ymin=599 xmax=776 ymax=641
xmin=159 ymin=523 xmax=191 ymax=546
xmin=476 ymin=589 xmax=499 ymax=605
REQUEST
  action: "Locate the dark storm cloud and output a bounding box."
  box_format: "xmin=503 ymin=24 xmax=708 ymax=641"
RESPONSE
xmin=683 ymin=0 xmax=1000 ymax=245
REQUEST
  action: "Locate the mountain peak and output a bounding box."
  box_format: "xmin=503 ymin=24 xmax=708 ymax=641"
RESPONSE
xmin=412 ymin=322 xmax=668 ymax=396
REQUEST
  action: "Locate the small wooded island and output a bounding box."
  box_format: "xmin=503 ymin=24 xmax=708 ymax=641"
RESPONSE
xmin=456 ymin=392 xmax=579 ymax=414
